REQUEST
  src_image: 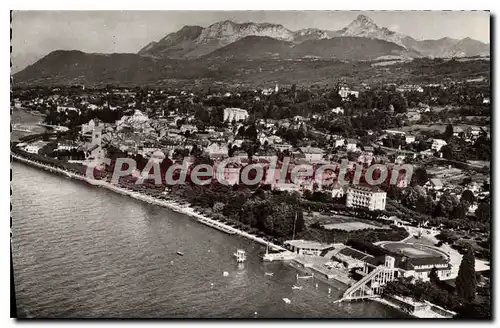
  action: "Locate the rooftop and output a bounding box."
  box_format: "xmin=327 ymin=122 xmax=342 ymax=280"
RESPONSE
xmin=348 ymin=184 xmax=384 ymax=193
xmin=429 ymin=178 xmax=443 ymax=188
xmin=299 ymin=146 xmax=324 ymax=154
xmin=338 ymin=246 xmax=374 ymax=261
xmin=284 ymin=239 xmax=333 ymax=250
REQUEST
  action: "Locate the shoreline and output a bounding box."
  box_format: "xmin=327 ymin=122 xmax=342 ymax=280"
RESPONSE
xmin=11 ymin=153 xmax=287 ymax=253
xmin=11 ymin=153 xmax=415 ymax=316
xmin=372 ymin=297 xmax=416 ymax=318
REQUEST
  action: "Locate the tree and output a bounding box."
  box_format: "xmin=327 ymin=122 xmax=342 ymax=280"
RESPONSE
xmin=435 ymin=191 xmax=459 ymax=218
xmin=443 ymin=124 xmax=454 ymax=141
xmin=451 ymin=203 xmax=467 ymax=220
xmin=456 ymin=246 xmax=477 ymax=302
xmin=461 ymin=190 xmax=476 ymax=206
xmin=474 ymin=201 xmax=490 ymax=223
xmin=245 ymin=124 xmax=258 ymax=140
xmin=429 ymin=267 xmax=440 ymax=285
xmin=303 ymin=189 xmax=312 ymax=200
xmin=213 ymin=202 xmax=225 ymax=213
xmin=412 ymin=167 xmax=429 ymax=186
xmin=402 ymin=187 xmax=420 ymax=209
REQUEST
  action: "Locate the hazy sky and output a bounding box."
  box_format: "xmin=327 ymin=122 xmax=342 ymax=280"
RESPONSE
xmin=11 ymin=11 xmax=490 ymax=67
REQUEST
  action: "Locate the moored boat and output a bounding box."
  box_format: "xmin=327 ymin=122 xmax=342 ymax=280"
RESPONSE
xmin=234 ymin=249 xmax=246 ymax=262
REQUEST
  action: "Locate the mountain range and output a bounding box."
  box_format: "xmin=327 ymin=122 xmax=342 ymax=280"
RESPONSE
xmin=13 ymin=15 xmax=490 ymax=85
xmin=138 ymin=15 xmax=489 ymax=59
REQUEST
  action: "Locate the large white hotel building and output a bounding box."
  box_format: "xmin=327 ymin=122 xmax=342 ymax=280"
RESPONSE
xmin=346 ymin=184 xmax=387 ymax=211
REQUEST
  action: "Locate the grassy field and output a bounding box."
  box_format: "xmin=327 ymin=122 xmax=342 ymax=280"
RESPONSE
xmin=305 ymin=211 xmax=389 ymax=232
xmin=322 ymin=221 xmax=388 ymax=231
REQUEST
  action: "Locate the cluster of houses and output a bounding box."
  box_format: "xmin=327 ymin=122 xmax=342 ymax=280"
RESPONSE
xmin=15 ymin=84 xmax=489 ymax=217
xmin=376 ymin=125 xmax=488 ymax=161
xmin=60 ymin=106 xmax=402 ymax=211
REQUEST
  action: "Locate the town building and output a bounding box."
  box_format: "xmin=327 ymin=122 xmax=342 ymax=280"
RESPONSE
xmin=213 ymin=162 xmax=241 ymax=185
xmin=336 ymin=245 xmax=452 ymax=282
xmin=425 ymin=178 xmax=444 ymax=192
xmin=466 ymin=181 xmax=482 ymax=196
xmin=357 ymin=152 xmax=374 ymax=165
xmin=331 ymin=107 xmax=344 ymax=114
xmin=81 ymin=118 xmax=104 ymax=135
xmin=431 ymin=139 xmax=447 ymax=152
xmin=267 ymin=135 xmax=282 ymax=145
xmin=333 ymin=136 xmax=346 ymax=148
xmin=467 ymin=126 xmax=482 ymax=139
xmin=346 ymin=185 xmax=387 ymax=211
xmin=180 ymin=124 xmax=198 ymax=134
xmin=223 ymin=108 xmax=249 ymax=122
xmin=272 ymin=182 xmax=301 ymax=193
xmin=150 ymin=150 xmax=166 ymax=163
xmin=453 ymin=126 xmax=464 ymax=137
xmin=346 ymin=139 xmax=358 ymax=152
xmin=385 ymin=129 xmax=406 ymax=136
xmin=338 ymin=86 xmax=359 ymax=99
xmin=406 ymin=110 xmax=422 ymax=122
xmin=24 ymin=141 xmax=46 ymax=154
xmin=299 ymin=146 xmax=324 ymax=162
xmin=274 ymin=143 xmax=293 ymax=152
xmin=405 ymin=135 xmax=416 ymax=144
xmin=57 ymin=106 xmax=79 ymax=113
xmin=284 ymin=240 xmax=334 ymax=256
xmin=396 ymin=257 xmax=452 ymax=281
xmin=57 ymin=141 xmax=79 ymax=151
xmin=396 ymin=84 xmax=424 ymax=93
xmin=88 ymin=125 xmax=104 ymax=159
xmin=330 ymin=183 xmax=346 ymax=198
xmin=205 ymin=142 xmax=229 ymax=159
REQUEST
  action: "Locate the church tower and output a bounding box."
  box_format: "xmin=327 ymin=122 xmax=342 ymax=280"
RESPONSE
xmin=90 ymin=125 xmax=104 ymax=159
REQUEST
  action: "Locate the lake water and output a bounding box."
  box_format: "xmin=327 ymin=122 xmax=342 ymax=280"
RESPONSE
xmin=11 ymin=162 xmax=407 ymax=318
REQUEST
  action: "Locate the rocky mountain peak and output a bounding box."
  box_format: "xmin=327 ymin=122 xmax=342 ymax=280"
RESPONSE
xmin=353 ymin=14 xmax=376 ymax=26
xmin=341 ymin=14 xmax=406 ymax=47
xmin=195 ymin=20 xmax=295 ymax=45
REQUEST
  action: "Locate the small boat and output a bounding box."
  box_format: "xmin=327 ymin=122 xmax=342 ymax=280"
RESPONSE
xmin=223 ymin=271 xmax=229 ymax=277
xmin=282 ymin=298 xmax=291 ymax=304
xmin=234 ymin=249 xmax=246 ymax=263
xmin=176 ymin=251 xmax=184 ymax=256
xmin=292 ymin=285 xmax=303 ymax=290
xmin=264 ymin=272 xmax=274 ymax=276
xmin=297 ymin=274 xmax=313 ymax=279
